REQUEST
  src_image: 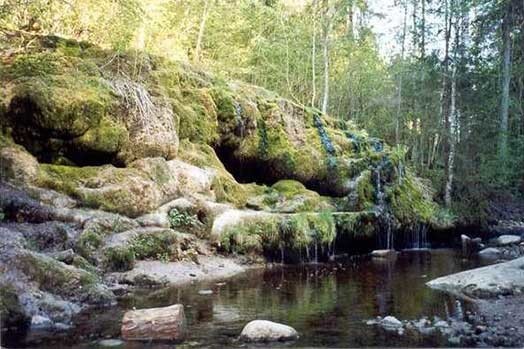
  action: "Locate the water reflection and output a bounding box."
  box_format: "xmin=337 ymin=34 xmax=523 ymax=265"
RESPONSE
xmin=11 ymin=249 xmax=485 ymax=348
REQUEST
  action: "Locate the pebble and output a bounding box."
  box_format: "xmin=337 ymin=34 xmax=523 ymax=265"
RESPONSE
xmin=99 ymin=339 xmax=124 ymax=347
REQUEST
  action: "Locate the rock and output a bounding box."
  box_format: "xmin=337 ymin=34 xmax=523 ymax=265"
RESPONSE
xmin=0 ymin=145 xmax=39 ymax=184
xmin=427 ymin=256 xmax=524 ymax=298
xmin=371 ymin=249 xmax=398 ymax=259
xmin=461 ymin=234 xmax=483 ymax=256
xmin=496 ymin=235 xmax=522 ymax=246
xmin=479 ymin=247 xmax=501 ymax=259
xmin=434 ymin=320 xmax=450 ymax=328
xmin=380 ymin=316 xmax=402 ymax=329
xmin=30 ymin=314 xmax=53 ymax=330
xmin=99 ymin=339 xmax=124 ymax=347
xmin=198 ymin=289 xmax=213 ymax=295
xmin=121 ymin=304 xmax=187 ymax=342
xmin=239 ymin=320 xmax=298 ymax=342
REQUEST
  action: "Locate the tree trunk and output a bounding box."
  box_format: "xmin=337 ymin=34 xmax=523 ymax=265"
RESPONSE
xmin=321 ymin=0 xmax=330 ymax=114
xmin=441 ymin=0 xmax=452 ymax=206
xmin=311 ymin=0 xmax=317 ymax=108
xmin=396 ymin=1 xmax=408 ymax=145
xmin=420 ymin=0 xmax=426 ymax=59
xmin=499 ymin=3 xmax=512 ymax=162
xmin=444 ymin=65 xmax=457 ymax=206
xmin=194 ymin=0 xmax=210 ymax=64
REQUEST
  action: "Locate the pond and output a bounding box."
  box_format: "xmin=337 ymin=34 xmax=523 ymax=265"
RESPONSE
xmin=8 ymin=249 xmax=488 ymax=348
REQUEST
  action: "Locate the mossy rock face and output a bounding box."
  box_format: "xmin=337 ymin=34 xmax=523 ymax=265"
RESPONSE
xmin=2 ymin=46 xmax=179 ymax=166
xmin=15 ymin=249 xmax=113 ymax=304
xmin=0 ymin=284 xmax=29 ymax=331
xmin=218 ymin=211 xmax=336 ymax=260
xmin=246 ymin=179 xmax=334 ymax=213
xmin=35 ymin=162 xmax=164 ymax=217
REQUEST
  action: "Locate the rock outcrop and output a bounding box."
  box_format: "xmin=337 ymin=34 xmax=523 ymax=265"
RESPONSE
xmin=427 ymin=256 xmax=524 ymax=298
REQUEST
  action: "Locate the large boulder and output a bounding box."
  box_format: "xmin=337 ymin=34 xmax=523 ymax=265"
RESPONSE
xmin=2 ymin=47 xmax=178 ymax=166
xmin=121 ymin=304 xmax=187 ymax=342
xmin=239 ymin=320 xmax=298 ymax=342
xmin=427 ymin=256 xmax=524 ymax=298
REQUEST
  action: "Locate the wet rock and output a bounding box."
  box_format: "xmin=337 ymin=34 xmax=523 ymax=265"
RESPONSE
xmin=30 ymin=314 xmax=53 ymax=330
xmin=479 ymin=247 xmax=501 ymax=259
xmin=239 ymin=320 xmax=298 ymax=342
xmin=427 ymin=257 xmax=524 ymax=298
xmin=461 ymin=234 xmax=483 ymax=257
xmin=380 ymin=316 xmax=402 ymax=329
xmin=496 ymin=235 xmax=522 ymax=246
xmin=121 ymin=304 xmax=187 ymax=342
xmin=371 ymin=250 xmax=398 ymax=259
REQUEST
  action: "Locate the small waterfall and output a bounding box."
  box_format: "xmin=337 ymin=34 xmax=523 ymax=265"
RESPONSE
xmin=374 ymin=159 xmax=393 ymax=250
xmin=406 ymin=223 xmax=429 ymax=250
xmin=233 ymin=101 xmax=245 ymax=137
xmin=313 ymin=114 xmax=336 ymax=168
xmin=454 ymin=300 xmax=464 ymax=320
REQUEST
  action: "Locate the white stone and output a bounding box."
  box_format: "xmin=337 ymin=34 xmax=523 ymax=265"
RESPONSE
xmin=380 ymin=316 xmax=402 ymax=328
xmin=371 ymin=250 xmax=397 ymax=258
xmin=496 ymin=235 xmax=522 ymax=246
xmin=240 ymin=320 xmax=298 ymax=342
xmin=478 ymin=247 xmax=501 ymax=259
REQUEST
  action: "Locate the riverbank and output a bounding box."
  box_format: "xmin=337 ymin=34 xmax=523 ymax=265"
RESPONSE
xmin=425 ymin=251 xmax=524 ymax=346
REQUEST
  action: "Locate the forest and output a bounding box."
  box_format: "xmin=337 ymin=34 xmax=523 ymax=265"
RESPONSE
xmin=0 ymin=0 xmax=524 ymax=348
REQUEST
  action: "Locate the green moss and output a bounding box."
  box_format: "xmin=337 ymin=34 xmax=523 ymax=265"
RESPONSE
xmin=0 ymin=284 xmax=28 ymax=329
xmin=334 ymin=211 xmax=377 ymax=239
xmin=103 ymin=246 xmax=136 ymax=272
xmin=103 ymin=230 xmax=180 ymax=271
xmin=74 ymin=116 xmax=128 ymax=154
xmin=130 ymin=230 xmax=178 ymax=260
xmin=220 ymin=212 xmax=336 ymax=256
xmin=174 ymin=88 xmax=219 ymax=145
xmin=356 ymin=170 xmax=375 ymax=210
xmin=387 ymin=173 xmax=436 ymax=225
xmin=37 ymin=163 xmax=101 ymax=197
xmin=17 ymin=250 xmax=102 ymax=301
xmin=10 ymin=74 xmax=113 ymax=138
xmin=76 ymin=228 xmax=105 ymax=261
xmin=271 ymin=180 xmax=306 ymax=198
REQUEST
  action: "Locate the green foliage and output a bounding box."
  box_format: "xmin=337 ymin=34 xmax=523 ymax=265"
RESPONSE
xmin=168 ymin=208 xmax=199 ymax=230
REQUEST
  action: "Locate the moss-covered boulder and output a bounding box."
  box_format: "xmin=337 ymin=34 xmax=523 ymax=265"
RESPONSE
xmin=1 ymin=38 xmax=178 ymax=166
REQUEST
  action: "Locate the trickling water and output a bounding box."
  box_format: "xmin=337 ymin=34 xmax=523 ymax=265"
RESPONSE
xmin=313 ymin=114 xmax=337 ymax=168
xmin=407 ymin=224 xmax=430 ymax=250
xmin=233 ymin=101 xmax=245 ymax=138
xmin=374 ymin=158 xmax=393 ymax=250
xmin=454 ymin=300 xmax=464 ymax=320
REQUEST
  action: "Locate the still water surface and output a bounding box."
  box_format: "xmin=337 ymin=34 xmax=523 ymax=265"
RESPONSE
xmin=17 ymin=249 xmax=487 ymax=348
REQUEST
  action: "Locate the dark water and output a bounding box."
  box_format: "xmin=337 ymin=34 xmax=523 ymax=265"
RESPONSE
xmin=10 ymin=249 xmax=487 ymax=348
